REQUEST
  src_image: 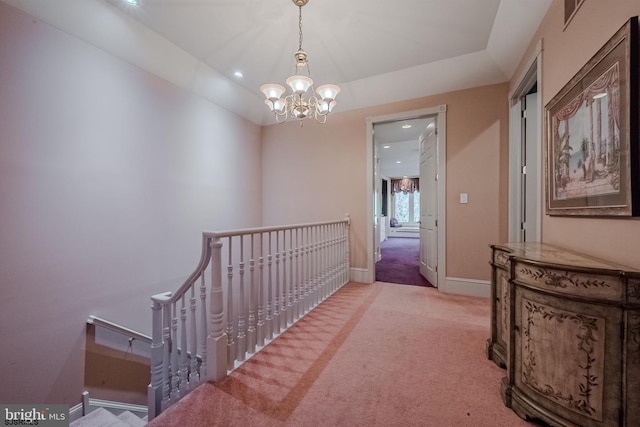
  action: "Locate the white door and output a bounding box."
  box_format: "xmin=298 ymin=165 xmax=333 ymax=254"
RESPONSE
xmin=374 ymin=141 xmax=382 ymax=262
xmin=510 ymin=92 xmax=540 ymax=242
xmin=419 ymin=126 xmax=438 ymax=286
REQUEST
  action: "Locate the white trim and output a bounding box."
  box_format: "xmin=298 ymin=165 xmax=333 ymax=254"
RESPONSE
xmin=350 ymin=267 xmax=370 ymax=283
xmin=509 ymin=39 xmax=543 ymax=102
xmin=442 ymin=277 xmax=491 ymax=298
xmin=534 ymin=41 xmax=544 ymax=242
xmin=508 ymin=39 xmax=544 ymax=243
xmin=69 ymin=402 xmax=84 ymax=423
xmin=508 ymin=99 xmax=523 ymax=241
xmin=366 ymin=106 xmax=447 ymax=290
xmin=69 ymin=391 xmax=148 ymax=423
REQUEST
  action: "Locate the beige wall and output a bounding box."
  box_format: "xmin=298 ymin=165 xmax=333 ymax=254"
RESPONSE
xmin=262 ymin=83 xmax=510 ymax=281
xmin=511 ymin=0 xmax=640 ymax=269
xmin=0 ymin=3 xmax=262 ymax=405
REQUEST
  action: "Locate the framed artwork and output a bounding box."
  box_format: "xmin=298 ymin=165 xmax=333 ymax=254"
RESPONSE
xmin=545 ymin=16 xmax=639 ymax=216
xmin=564 ymin=0 xmax=585 ymax=28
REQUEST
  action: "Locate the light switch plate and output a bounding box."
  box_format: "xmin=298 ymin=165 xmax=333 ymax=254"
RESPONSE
xmin=460 ymin=193 xmax=468 ymax=204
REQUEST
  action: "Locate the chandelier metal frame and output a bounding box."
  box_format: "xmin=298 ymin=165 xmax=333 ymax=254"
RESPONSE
xmin=260 ymin=0 xmax=341 ymax=125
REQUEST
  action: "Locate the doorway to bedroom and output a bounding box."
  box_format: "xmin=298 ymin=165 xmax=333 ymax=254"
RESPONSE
xmin=374 ymin=118 xmax=433 ymax=287
xmin=367 ymin=105 xmax=446 ymax=290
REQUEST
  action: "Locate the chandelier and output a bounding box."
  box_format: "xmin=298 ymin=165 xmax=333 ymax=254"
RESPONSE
xmin=260 ymin=0 xmax=341 ymax=125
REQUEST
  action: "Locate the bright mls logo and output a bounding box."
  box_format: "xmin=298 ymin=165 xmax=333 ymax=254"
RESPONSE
xmin=1 ymin=405 xmax=68 ymax=426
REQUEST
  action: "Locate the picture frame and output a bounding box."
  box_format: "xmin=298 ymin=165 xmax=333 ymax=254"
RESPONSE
xmin=563 ymin=0 xmax=585 ymax=29
xmin=545 ymin=16 xmax=639 ymax=216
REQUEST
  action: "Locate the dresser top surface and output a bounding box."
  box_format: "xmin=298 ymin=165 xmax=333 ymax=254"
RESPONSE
xmin=492 ymin=242 xmax=640 ymax=273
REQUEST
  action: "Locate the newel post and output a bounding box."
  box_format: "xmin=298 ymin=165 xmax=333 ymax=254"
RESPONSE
xmin=148 ymin=292 xmax=171 ymax=421
xmin=207 ymin=235 xmax=228 ymax=382
xmin=345 ymin=213 xmax=351 ymax=283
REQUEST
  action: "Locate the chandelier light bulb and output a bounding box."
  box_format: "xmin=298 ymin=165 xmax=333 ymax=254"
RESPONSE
xmin=318 ymin=100 xmax=336 ymax=114
xmin=260 ymin=84 xmax=286 ymax=101
xmin=273 ymin=99 xmax=287 ymax=114
xmin=286 ymin=75 xmax=313 ymax=95
xmin=316 ymin=84 xmax=341 ymax=102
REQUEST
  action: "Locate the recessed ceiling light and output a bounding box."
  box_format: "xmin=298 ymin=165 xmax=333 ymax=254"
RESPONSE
xmin=233 ymin=71 xmax=244 ymax=78
xmin=383 ymin=145 xmax=390 ymax=149
xmin=396 ymin=161 xmax=402 ymax=164
xmin=124 ymin=0 xmax=137 ymax=4
xmin=402 ymin=124 xmax=412 ymax=129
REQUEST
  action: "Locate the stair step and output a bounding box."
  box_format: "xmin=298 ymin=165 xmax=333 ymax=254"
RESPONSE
xmin=70 ymin=407 xmax=145 ymax=427
xmin=118 ymin=410 xmax=146 ymax=426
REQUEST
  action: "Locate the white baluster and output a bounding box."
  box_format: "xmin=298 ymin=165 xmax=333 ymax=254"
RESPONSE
xmin=317 ymin=225 xmax=324 ymax=304
xmin=226 ymin=238 xmax=235 ymax=371
xmin=312 ymin=226 xmax=320 ymax=306
xmin=207 ymin=236 xmax=227 ymax=382
xmin=307 ymin=226 xmax=313 ymax=309
xmin=237 ymin=236 xmax=246 ymax=362
xmin=273 ymin=231 xmax=281 ymax=334
xmin=328 ymin=224 xmax=335 ymax=293
xmin=293 ymin=228 xmax=300 ymax=320
xmin=248 ymin=234 xmax=257 ymax=354
xmin=170 ymin=302 xmax=180 ymax=402
xmin=280 ymin=230 xmax=288 ymax=330
xmin=331 ymin=223 xmax=338 ymax=293
xmin=189 ymin=283 xmax=198 ymax=384
xmin=299 ymin=227 xmax=306 ymax=315
xmin=288 ymin=230 xmax=294 ymax=324
xmin=327 ymin=224 xmax=334 ymax=297
xmin=179 ymin=295 xmax=189 ymax=395
xmin=161 ymin=302 xmax=171 ymax=410
xmin=266 ymin=233 xmax=274 ymax=341
xmin=257 ymin=233 xmax=266 ymax=347
xmin=318 ymin=225 xmax=327 ymax=303
xmin=326 ymin=224 xmax=333 ymax=298
xmin=199 ymin=274 xmax=207 ymax=380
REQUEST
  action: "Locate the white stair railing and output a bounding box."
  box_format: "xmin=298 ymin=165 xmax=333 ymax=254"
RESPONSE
xmin=147 ymin=216 xmax=351 ymax=420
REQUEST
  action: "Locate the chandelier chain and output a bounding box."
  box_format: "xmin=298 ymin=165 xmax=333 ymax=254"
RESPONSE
xmin=298 ymin=5 xmax=303 ymax=51
xmin=259 ymin=0 xmax=340 ymax=124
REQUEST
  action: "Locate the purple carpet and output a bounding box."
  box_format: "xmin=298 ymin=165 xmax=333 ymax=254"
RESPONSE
xmin=375 ymin=237 xmax=434 ymax=287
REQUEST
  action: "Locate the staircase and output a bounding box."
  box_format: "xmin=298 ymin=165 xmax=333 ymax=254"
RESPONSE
xmin=71 ymin=407 xmax=147 ymax=427
xmin=147 ymin=216 xmax=351 ymax=420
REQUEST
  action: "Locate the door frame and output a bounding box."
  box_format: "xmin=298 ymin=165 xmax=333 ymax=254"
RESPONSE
xmin=508 ymin=40 xmax=543 ymax=242
xmin=366 ymin=105 xmax=447 ymax=289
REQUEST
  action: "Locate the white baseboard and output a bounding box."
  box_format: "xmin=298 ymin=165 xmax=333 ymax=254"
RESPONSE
xmin=350 ymin=267 xmax=370 ymax=283
xmin=442 ymin=277 xmax=491 ymax=298
xmin=69 ymin=402 xmax=84 ymax=423
xmin=349 ymin=268 xmax=489 ymax=297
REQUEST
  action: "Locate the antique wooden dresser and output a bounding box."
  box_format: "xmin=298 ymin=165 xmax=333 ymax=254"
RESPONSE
xmin=487 ymin=242 xmax=640 ymax=427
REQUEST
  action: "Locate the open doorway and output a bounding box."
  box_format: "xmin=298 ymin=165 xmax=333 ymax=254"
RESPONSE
xmin=509 ymin=46 xmax=542 ymax=242
xmin=374 ymin=119 xmax=431 ymax=287
xmin=366 ymin=106 xmax=447 ymax=289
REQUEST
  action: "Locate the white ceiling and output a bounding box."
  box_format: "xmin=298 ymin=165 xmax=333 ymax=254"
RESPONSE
xmin=2 ymin=0 xmax=551 ymax=127
xmin=376 ymin=118 xmax=434 ymax=178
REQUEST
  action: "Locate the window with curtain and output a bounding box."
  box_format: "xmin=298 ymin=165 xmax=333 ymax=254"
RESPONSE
xmin=391 ymin=178 xmax=420 ymax=224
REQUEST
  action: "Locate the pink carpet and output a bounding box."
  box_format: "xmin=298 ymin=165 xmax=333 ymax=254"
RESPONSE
xmin=148 ymin=282 xmax=531 ymax=426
